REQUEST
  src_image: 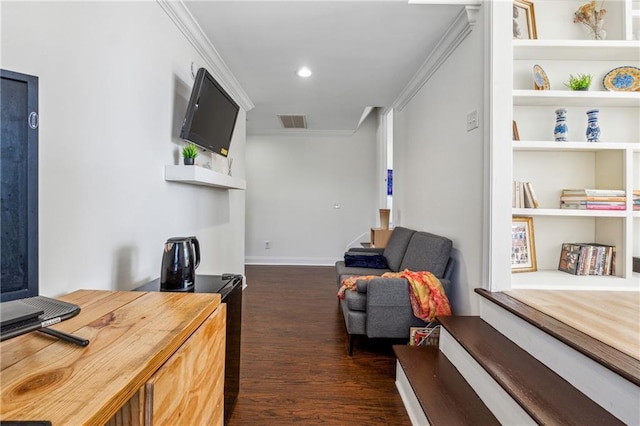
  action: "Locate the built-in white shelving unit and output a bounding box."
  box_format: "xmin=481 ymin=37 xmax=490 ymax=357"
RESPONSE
xmin=164 ymin=165 xmax=246 ymax=190
xmin=508 ymin=1 xmax=640 ymax=291
xmin=513 ymin=39 xmax=640 ymax=60
xmin=513 ymin=90 xmax=640 ymax=107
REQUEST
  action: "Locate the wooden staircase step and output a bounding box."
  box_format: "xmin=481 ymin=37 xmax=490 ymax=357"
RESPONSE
xmin=393 ymin=345 xmax=499 ymax=425
xmin=438 ymin=315 xmax=624 ymax=425
xmin=475 ymin=288 xmax=640 ymax=386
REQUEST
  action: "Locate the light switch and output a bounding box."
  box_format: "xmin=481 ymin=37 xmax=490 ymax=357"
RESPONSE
xmin=466 ymin=110 xmax=479 ymax=131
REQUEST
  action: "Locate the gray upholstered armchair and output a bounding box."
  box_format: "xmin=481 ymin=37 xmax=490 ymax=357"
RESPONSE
xmin=335 ymin=227 xmax=454 ymax=355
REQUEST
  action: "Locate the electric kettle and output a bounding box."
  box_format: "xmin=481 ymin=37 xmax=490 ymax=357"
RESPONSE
xmin=160 ymin=236 xmax=200 ymax=291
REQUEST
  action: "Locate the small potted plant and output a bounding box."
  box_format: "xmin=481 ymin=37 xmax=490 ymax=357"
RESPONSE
xmin=182 ymin=143 xmax=199 ymax=165
xmin=564 ymin=73 xmax=593 ymax=91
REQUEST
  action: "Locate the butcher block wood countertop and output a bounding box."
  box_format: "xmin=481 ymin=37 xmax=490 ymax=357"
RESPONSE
xmin=0 ymin=290 xmax=222 ymax=424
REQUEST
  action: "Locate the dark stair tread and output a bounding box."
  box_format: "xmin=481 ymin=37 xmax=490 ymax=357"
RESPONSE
xmin=437 ymin=315 xmax=624 ymax=426
xmin=475 ymin=288 xmax=640 ymax=386
xmin=393 ymin=345 xmax=500 ymax=426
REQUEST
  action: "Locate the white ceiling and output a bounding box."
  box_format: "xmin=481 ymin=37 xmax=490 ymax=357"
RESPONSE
xmin=183 ymin=1 xmax=465 ymax=133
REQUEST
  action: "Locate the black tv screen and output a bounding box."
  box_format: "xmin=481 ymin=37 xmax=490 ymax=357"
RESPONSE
xmin=1 ymin=69 xmax=39 ymax=302
xmin=180 ymin=68 xmax=239 ymax=157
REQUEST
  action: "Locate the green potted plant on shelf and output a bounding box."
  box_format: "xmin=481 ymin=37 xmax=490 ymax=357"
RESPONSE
xmin=564 ymin=73 xmax=593 ymax=91
xmin=182 ymin=143 xmax=199 ymax=165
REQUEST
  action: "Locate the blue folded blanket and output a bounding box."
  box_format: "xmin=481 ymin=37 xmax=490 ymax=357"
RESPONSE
xmin=344 ymin=253 xmax=389 ymax=269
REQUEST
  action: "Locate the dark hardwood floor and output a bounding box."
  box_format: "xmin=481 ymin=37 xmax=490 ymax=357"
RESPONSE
xmin=227 ymin=265 xmax=411 ymax=425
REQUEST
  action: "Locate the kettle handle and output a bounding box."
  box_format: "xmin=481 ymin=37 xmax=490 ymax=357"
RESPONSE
xmin=190 ymin=236 xmax=201 ymax=269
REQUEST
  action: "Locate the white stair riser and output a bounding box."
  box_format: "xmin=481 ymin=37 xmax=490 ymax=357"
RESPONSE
xmin=395 ymin=362 xmax=431 ymax=426
xmin=439 ymin=329 xmax=536 ymax=425
xmin=480 ymin=298 xmax=640 ymax=425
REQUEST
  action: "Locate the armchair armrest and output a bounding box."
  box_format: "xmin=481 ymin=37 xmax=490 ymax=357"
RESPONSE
xmin=356 ymin=277 xmax=404 ymax=293
xmin=358 ymin=275 xmax=451 ymax=296
xmin=364 ymin=278 xmax=409 ymax=305
xmin=365 ymin=277 xmax=422 ymax=338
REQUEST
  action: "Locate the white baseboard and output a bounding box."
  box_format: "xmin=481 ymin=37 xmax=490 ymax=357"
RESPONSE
xmin=245 ymin=256 xmax=337 ymax=266
xmin=395 ymin=361 xmax=430 ymax=426
xmin=480 ymin=298 xmax=640 ymax=425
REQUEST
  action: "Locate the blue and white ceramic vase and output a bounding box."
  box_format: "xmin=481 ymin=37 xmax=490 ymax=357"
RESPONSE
xmin=553 ymin=108 xmax=568 ymax=142
xmin=586 ymin=109 xmax=601 ymax=142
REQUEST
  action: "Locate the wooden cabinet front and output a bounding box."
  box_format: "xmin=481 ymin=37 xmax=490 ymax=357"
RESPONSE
xmin=145 ymin=304 xmax=226 ymax=425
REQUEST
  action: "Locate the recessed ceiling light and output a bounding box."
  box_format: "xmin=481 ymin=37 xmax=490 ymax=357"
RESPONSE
xmin=296 ymin=67 xmax=312 ymax=78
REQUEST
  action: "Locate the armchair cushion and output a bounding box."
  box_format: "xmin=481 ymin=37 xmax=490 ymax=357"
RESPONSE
xmin=399 ymin=232 xmax=453 ymax=278
xmin=382 ymin=227 xmax=416 ymax=271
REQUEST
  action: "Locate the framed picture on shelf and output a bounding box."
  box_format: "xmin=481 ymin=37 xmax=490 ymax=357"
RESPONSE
xmin=511 ymin=216 xmax=537 ymax=273
xmin=513 ymin=120 xmax=520 ymax=141
xmin=513 ymin=0 xmax=537 ymax=40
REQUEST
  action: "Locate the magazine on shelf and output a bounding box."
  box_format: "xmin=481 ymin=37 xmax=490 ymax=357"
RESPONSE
xmin=560 ymin=202 xmax=626 ymax=210
xmin=560 ymin=196 xmax=626 ymax=202
xmin=558 ymin=243 xmax=581 ymax=275
xmin=558 ymin=242 xmax=616 ymax=276
xmin=561 ymin=189 xmax=625 ymax=197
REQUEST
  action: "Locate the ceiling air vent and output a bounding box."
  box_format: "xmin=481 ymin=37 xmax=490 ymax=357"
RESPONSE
xmin=278 ymin=114 xmax=307 ymax=129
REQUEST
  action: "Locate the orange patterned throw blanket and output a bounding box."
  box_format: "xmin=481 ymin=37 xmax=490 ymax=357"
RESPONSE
xmin=337 ymin=270 xmax=451 ymax=321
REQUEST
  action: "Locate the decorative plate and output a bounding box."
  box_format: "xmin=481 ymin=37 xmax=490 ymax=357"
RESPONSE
xmin=533 ymin=64 xmax=550 ymax=90
xmin=603 ymin=66 xmax=640 ymax=92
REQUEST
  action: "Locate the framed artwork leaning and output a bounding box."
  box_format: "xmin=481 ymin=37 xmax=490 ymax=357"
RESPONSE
xmin=511 ymin=216 xmax=537 ymax=273
xmin=513 ymin=0 xmax=537 ymax=40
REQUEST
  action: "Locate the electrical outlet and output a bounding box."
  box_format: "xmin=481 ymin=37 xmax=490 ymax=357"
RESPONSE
xmin=466 ymin=110 xmax=479 ymax=131
xmin=265 ymin=240 xmax=270 ymax=250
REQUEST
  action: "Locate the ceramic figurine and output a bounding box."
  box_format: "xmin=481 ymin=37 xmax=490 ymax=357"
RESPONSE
xmin=554 ymin=108 xmax=568 ymax=142
xmin=586 ymin=109 xmax=601 ymax=142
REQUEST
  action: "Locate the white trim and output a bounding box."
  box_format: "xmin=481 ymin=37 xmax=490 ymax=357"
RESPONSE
xmin=395 ymin=361 xmax=430 ymax=426
xmin=156 ymin=0 xmax=254 ymax=112
xmin=487 ymin=0 xmax=512 ymax=292
xmin=480 ymin=298 xmax=640 ymax=425
xmin=482 ymin=0 xmax=492 ymax=291
xmin=439 ymin=329 xmax=536 ymax=426
xmin=245 ymin=256 xmax=337 ymax=266
xmin=391 ymin=4 xmax=480 ymax=112
xmin=357 ymin=107 xmax=375 ymax=128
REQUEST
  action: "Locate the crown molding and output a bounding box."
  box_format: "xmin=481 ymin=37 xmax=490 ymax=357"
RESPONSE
xmin=389 ymin=4 xmax=481 ymax=113
xmin=157 ymin=0 xmax=254 ymax=112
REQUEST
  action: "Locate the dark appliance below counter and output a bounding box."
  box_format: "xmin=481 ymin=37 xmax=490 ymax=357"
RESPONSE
xmin=134 ymin=274 xmax=242 ymax=425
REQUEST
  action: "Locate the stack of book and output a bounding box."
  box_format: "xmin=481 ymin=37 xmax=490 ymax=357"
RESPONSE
xmin=512 ymin=181 xmax=539 ymax=208
xmin=634 ymin=190 xmax=640 ymax=211
xmin=560 ymin=188 xmax=626 ymax=210
xmin=558 ymin=242 xmax=616 ymax=276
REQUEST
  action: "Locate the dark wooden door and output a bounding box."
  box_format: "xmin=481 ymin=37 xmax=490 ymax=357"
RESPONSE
xmin=1 ymin=69 xmax=39 ymax=301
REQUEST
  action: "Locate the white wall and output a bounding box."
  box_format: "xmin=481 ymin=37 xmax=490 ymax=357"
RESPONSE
xmin=1 ymin=1 xmax=246 ymax=296
xmin=245 ymin=115 xmax=379 ymax=265
xmin=393 ymin=6 xmax=486 ymax=315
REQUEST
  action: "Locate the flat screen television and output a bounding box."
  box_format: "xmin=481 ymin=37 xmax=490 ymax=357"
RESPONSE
xmin=180 ymin=68 xmax=239 ymax=158
xmin=1 ymin=69 xmax=39 ymax=302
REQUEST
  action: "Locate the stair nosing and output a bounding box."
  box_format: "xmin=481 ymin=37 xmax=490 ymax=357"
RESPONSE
xmin=475 ymin=288 xmax=640 ymax=386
